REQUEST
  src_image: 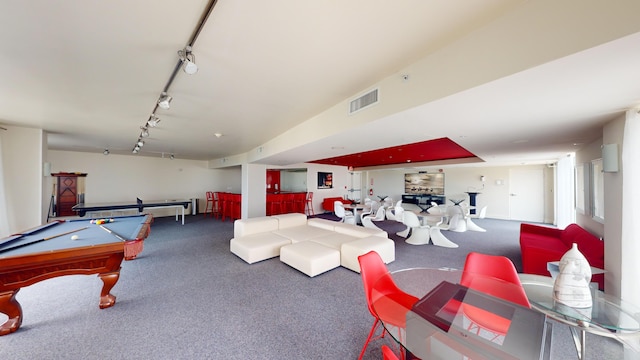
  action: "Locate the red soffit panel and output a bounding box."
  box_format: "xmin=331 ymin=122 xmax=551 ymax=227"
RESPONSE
xmin=310 ymin=138 xmax=476 ymax=168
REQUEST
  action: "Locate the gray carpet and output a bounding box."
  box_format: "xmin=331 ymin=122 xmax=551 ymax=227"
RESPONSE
xmin=0 ymin=215 xmax=628 ymax=359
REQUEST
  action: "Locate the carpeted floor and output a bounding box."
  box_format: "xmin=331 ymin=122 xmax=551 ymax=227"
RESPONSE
xmin=0 ymin=214 xmax=628 ymax=359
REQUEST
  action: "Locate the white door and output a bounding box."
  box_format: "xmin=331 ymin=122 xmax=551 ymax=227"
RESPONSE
xmin=349 ymin=172 xmax=362 ymax=202
xmin=509 ymin=168 xmax=544 ymax=222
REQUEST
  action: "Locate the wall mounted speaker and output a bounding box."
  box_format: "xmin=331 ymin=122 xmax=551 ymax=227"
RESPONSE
xmin=602 ymin=143 xmax=619 ymax=173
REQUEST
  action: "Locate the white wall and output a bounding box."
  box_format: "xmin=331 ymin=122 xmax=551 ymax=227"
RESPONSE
xmin=46 ymin=150 xmax=241 ymax=218
xmin=306 ymin=164 xmax=350 ymax=213
xmin=242 ymin=163 xmax=266 ymax=218
xmin=364 ymin=164 xmax=549 ymax=221
xmin=1 ymin=126 xmax=44 ymax=234
xmin=573 ymin=115 xmax=629 ymax=298
xmin=37 ymin=150 xmax=357 ymax=222
xmin=602 ymin=116 xmax=625 ymax=296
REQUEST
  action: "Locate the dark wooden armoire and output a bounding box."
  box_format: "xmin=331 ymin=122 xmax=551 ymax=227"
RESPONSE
xmin=52 ymin=172 xmax=87 ymax=217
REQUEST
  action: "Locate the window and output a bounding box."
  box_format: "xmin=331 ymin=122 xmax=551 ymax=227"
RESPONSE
xmin=591 ymin=158 xmax=604 ymax=222
xmin=575 ymin=163 xmax=587 ymax=215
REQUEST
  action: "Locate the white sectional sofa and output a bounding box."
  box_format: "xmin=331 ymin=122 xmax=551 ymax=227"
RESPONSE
xmin=229 ymin=213 xmax=395 ymax=277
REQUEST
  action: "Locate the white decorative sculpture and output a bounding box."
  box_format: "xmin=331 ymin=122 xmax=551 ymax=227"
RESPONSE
xmin=553 ymin=243 xmax=593 ymax=308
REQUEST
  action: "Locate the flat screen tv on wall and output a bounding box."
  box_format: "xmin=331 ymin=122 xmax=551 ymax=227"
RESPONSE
xmin=404 ymin=173 xmax=444 ymax=195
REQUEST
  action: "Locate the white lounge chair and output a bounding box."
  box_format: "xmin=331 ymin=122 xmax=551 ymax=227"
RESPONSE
xmin=334 ymin=201 xmax=356 ymax=224
xmin=385 ymin=200 xmax=404 ymax=222
xmin=402 ymin=211 xmax=430 ymax=245
xmin=362 ymin=206 xmax=385 ymax=229
xmin=469 ymin=205 xmax=487 ymax=219
xmin=429 ymin=213 xmax=460 ymax=248
xmin=466 ymin=205 xmax=487 ymax=232
xmin=446 ymin=205 xmax=467 ymax=232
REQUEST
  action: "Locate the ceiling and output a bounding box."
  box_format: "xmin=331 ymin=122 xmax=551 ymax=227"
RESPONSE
xmin=1 ymin=1 xmax=640 ymax=169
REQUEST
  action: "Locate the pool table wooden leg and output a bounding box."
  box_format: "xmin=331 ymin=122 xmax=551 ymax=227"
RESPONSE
xmin=0 ymin=289 xmax=23 ymax=336
xmin=98 ymin=270 xmax=120 ymax=309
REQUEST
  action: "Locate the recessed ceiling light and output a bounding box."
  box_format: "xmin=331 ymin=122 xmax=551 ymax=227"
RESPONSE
xmin=214 ymin=133 xmax=223 ymax=138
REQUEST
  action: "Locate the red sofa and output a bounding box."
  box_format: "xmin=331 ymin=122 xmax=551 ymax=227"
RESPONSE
xmin=322 ymin=197 xmax=347 ymax=212
xmin=519 ymin=223 xmax=604 ymax=289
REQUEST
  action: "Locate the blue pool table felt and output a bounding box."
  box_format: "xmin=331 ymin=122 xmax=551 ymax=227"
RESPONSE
xmin=0 ymin=215 xmax=149 ymax=257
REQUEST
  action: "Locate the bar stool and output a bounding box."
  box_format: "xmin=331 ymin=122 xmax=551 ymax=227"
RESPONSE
xmin=230 ymin=194 xmax=241 ymax=220
xmin=266 ymin=193 xmax=277 ymax=215
xmin=212 ymin=192 xmax=220 ymax=218
xmin=219 ymin=192 xmax=229 ymax=221
xmin=283 ymin=193 xmax=296 ymax=214
xmin=305 ymin=192 xmax=314 ymax=216
xmin=204 ymin=191 xmax=214 ymax=217
xmin=268 ymin=193 xmax=283 ymax=215
xmin=293 ymin=192 xmax=306 ymax=213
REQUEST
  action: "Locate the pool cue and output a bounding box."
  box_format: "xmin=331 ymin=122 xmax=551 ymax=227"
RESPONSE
xmin=0 ymin=226 xmax=89 ymax=254
xmin=99 ymin=225 xmax=126 ymax=242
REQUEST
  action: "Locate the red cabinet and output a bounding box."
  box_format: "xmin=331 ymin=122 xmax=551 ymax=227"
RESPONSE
xmin=266 ymin=170 xmax=281 ymax=193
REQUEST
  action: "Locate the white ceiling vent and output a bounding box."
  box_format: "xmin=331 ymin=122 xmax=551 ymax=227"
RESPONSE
xmin=349 ymin=88 xmax=379 ymax=115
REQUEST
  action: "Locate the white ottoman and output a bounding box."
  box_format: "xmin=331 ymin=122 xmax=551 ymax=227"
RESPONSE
xmin=340 ymin=236 xmax=395 ymax=273
xmin=279 ymin=241 xmax=340 ymax=277
xmin=230 ymin=233 xmax=291 ymax=264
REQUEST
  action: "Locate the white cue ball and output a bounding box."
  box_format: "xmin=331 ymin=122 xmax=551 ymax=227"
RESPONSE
xmin=71 ymin=235 xmax=79 ymax=240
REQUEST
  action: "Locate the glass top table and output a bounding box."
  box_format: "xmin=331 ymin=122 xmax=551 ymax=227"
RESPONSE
xmin=372 ymin=269 xmax=640 ymax=360
xmin=372 ymin=268 xmax=550 ymax=360
xmin=518 ymin=274 xmax=640 ymax=359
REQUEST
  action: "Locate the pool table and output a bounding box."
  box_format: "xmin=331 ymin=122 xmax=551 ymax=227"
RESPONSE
xmin=0 ymin=214 xmax=153 ymax=336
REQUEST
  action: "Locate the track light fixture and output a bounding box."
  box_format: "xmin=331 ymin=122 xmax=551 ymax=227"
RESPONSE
xmin=157 ymin=92 xmax=172 ymax=110
xmin=103 ymin=149 xmax=109 ymax=155
xmin=132 ymin=0 xmax=218 ymax=156
xmin=147 ymin=115 xmax=161 ymax=127
xmin=170 ymin=154 xmax=175 ymax=160
xmin=178 ymin=46 xmax=198 ymax=75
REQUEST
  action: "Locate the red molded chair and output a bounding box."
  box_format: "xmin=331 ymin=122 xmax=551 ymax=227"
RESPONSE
xmin=382 ymin=345 xmax=400 ymax=360
xmin=357 ymin=251 xmax=418 ymax=360
xmin=459 ymin=252 xmax=530 ymax=342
